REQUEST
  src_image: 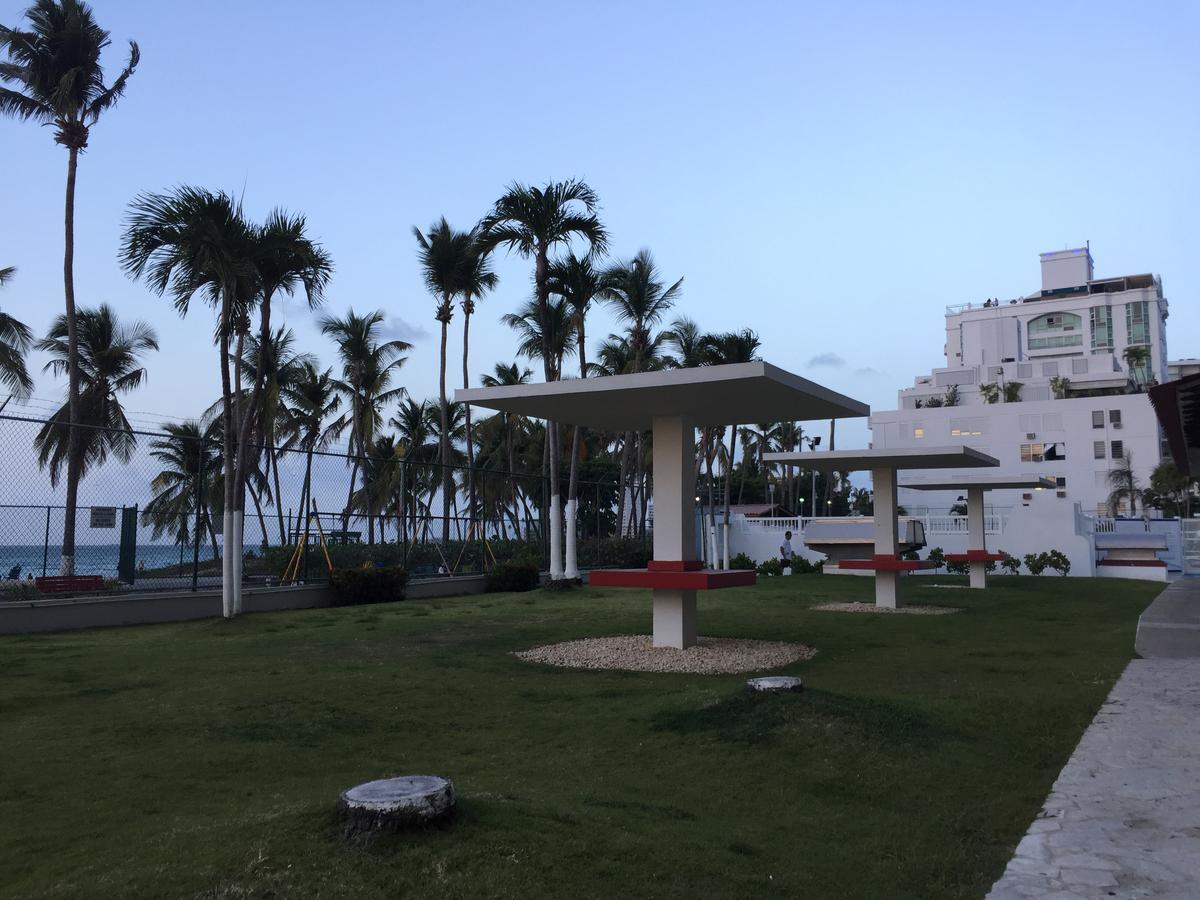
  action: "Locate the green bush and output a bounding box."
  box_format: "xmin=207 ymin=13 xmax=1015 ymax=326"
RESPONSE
xmin=328 ymin=566 xmax=408 ymax=606
xmin=756 ymin=558 xmax=784 ymax=577
xmin=789 ymin=556 xmax=824 ymax=574
xmin=1045 ymin=549 xmax=1071 ymax=576
xmin=1 ymin=581 xmax=38 ymax=601
xmin=946 ymin=558 xmax=969 ymax=575
xmin=1023 ymin=553 xmax=1048 ymax=576
xmin=927 ymin=547 xmax=946 ymax=572
xmin=999 ymin=550 xmax=1020 ymax=575
xmin=579 ymin=536 xmax=650 ymax=569
xmin=730 ymin=552 xmax=756 ymax=570
xmin=485 ymin=562 xmax=541 ymax=593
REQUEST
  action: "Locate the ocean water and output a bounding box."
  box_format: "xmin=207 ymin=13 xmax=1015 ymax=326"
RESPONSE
xmin=0 ymin=544 xmax=217 ymax=578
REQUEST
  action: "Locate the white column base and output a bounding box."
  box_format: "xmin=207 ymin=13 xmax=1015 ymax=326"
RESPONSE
xmin=875 ymin=571 xmax=900 ymax=609
xmin=653 ymin=588 xmax=697 ymax=649
xmin=221 ymin=510 xmax=234 ymax=618
xmin=563 ymin=498 xmax=579 ymax=579
xmin=231 ymin=510 xmax=244 ymax=615
xmin=969 ymin=562 xmax=986 ymax=589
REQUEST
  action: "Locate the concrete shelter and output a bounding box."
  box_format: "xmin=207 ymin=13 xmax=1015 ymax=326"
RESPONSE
xmin=458 ymin=362 xmax=869 ymax=647
xmin=762 ymin=446 xmax=999 ymax=607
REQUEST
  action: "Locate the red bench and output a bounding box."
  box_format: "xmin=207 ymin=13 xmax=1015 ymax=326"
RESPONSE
xmin=34 ymin=575 xmax=106 ymax=594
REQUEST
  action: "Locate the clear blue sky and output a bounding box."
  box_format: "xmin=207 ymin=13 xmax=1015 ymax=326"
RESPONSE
xmin=3 ymin=0 xmax=1198 ymax=451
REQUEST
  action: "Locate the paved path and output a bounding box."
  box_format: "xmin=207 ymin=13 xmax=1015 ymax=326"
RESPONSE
xmin=987 ymin=659 xmax=1200 ymax=899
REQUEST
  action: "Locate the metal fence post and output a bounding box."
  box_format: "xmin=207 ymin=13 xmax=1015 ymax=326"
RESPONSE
xmin=42 ymin=506 xmax=50 ymax=577
xmin=192 ymin=436 xmax=203 ymax=591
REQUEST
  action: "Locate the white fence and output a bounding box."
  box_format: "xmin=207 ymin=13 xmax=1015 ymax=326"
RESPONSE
xmin=740 ymin=513 xmax=1006 ymax=537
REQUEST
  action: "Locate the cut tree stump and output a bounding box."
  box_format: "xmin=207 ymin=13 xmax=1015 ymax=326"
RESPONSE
xmin=746 ymin=675 xmax=803 ymax=693
xmin=337 ymin=775 xmax=455 ymax=835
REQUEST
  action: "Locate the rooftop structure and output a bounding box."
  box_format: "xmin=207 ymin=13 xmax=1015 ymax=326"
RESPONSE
xmin=459 ymin=363 xmax=868 ymax=647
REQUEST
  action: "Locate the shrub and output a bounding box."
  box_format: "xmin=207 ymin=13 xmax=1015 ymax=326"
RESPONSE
xmin=790 ymin=556 xmax=824 ymax=574
xmin=1045 ymin=549 xmax=1071 ymax=576
xmin=999 ymin=551 xmax=1021 ymax=575
xmin=485 ymin=562 xmax=541 ymax=593
xmin=927 ymin=547 xmax=946 ymax=572
xmin=730 ymin=552 xmax=756 ymax=570
xmin=0 ymin=581 xmax=38 ymax=602
xmin=756 ymin=558 xmax=784 ymax=577
xmin=1023 ymin=553 xmax=1048 ymax=576
xmin=328 ymin=566 xmax=408 ymax=606
xmin=946 ymin=559 xmax=969 ymax=576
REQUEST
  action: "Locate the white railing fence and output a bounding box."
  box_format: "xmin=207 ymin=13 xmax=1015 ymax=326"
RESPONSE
xmin=739 ymin=513 xmax=1006 ymax=536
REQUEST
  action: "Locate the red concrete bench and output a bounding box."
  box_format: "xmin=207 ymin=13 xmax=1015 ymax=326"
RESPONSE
xmin=34 ymin=575 xmax=106 ymax=594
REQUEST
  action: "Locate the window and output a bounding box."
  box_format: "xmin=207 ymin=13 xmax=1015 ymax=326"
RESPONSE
xmin=1111 ymin=440 xmax=1124 ymax=459
xmin=1090 ymin=306 xmax=1113 ymax=350
xmin=1092 ymin=410 xmax=1104 ymax=428
xmin=1041 ymin=362 xmax=1059 ymax=376
xmin=1126 ymin=301 xmax=1149 ymax=345
xmin=1056 ymin=476 xmax=1067 ymax=488
xmin=1072 ymin=358 xmax=1088 ymax=375
xmin=1028 ymin=312 xmax=1084 ymax=350
xmin=1109 ymin=409 xmax=1121 ymax=426
xmin=1093 ymin=440 xmax=1105 ymax=459
xmin=913 ymin=427 xmax=924 ymax=439
xmin=950 ymin=418 xmax=984 ymax=437
xmin=1018 ymin=363 xmax=1033 ymax=379
xmin=1020 ymin=441 xmax=1066 ymax=463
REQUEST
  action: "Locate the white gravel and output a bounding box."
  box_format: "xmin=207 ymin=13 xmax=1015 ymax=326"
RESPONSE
xmin=514 ymin=635 xmax=816 ymax=674
xmin=813 ymin=602 xmax=960 ymax=615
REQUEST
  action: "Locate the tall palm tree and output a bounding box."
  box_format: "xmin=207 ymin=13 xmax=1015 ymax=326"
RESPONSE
xmin=480 ymin=361 xmax=533 ymax=534
xmin=33 ymin=303 xmax=157 ymax=485
xmin=480 ymin=180 xmax=608 ymax=579
xmin=413 ymin=219 xmax=492 ymax=546
xmin=2 ymin=0 xmax=138 ymax=574
xmin=1123 ymin=345 xmax=1151 ymax=390
xmin=705 ymin=329 xmax=761 ymax=567
xmin=319 ymin=308 xmax=410 ymax=531
xmin=0 ymin=267 xmax=34 ymax=405
xmin=141 ymin=419 xmax=222 ymax=561
xmin=549 ymin=254 xmax=605 ymax=577
xmin=278 ymin=362 xmax=341 ymax=554
xmin=457 ymin=231 xmax=497 ymax=532
xmin=1107 ymin=451 xmax=1142 ymax=517
xmin=121 ymin=186 xmax=256 ymax=616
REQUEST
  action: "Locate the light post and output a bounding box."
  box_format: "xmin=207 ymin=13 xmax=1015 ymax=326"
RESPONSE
xmin=804 ymin=435 xmax=821 ymax=516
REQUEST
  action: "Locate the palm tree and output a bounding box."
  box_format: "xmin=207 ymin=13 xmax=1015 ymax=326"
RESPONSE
xmin=141 ymin=419 xmax=222 ymax=561
xmin=1107 ymin=451 xmax=1142 ymax=517
xmin=319 ymin=308 xmax=410 ymax=532
xmin=33 ymin=304 xmax=157 ymax=485
xmin=457 ymin=231 xmax=497 ymax=533
xmin=2 ymin=0 xmax=139 ymax=575
xmin=479 ymin=362 xmax=533 ymax=535
xmin=1123 ymin=345 xmax=1151 ymax=390
xmin=0 ymin=267 xmax=34 ymax=405
xmin=480 ymin=180 xmax=608 ymax=579
xmin=278 ymin=362 xmax=341 ymax=555
xmin=705 ymin=329 xmax=762 ymax=567
xmin=413 ymin=219 xmax=490 ymax=546
xmin=548 ymin=254 xmax=606 ymax=577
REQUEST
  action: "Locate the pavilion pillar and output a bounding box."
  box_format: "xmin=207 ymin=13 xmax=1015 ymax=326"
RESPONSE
xmin=967 ymin=486 xmax=986 ymax=589
xmin=650 ymin=415 xmax=697 ymax=648
xmin=873 ymin=466 xmax=900 ymax=608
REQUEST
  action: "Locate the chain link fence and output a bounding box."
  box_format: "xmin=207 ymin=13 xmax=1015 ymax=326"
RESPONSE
xmin=0 ymin=414 xmax=651 ymax=594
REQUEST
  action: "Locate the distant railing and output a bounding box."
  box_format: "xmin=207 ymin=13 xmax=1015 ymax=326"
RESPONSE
xmin=925 ymin=514 xmax=1005 ymax=535
xmin=1093 ymin=517 xmax=1117 ymax=533
xmin=738 ymin=513 xmax=1005 ymax=536
xmin=739 ymin=516 xmax=811 ymax=533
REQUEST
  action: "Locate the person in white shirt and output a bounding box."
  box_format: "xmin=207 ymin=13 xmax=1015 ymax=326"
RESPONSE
xmin=780 ymin=530 xmax=794 ymax=569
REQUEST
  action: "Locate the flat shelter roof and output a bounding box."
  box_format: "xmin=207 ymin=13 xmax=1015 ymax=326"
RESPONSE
xmin=456 ymin=361 xmax=869 ymax=431
xmin=763 ymin=446 xmax=999 ymax=471
xmin=899 ymin=475 xmax=1057 ymax=491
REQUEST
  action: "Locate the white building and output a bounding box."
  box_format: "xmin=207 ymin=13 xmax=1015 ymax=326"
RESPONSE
xmin=870 ymin=247 xmax=1173 ymax=518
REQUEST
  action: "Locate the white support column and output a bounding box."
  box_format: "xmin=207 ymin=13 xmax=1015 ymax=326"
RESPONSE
xmin=967 ymin=486 xmax=986 ymax=589
xmin=872 ymin=466 xmax=900 ymax=609
xmin=651 ymin=415 xmax=698 ymax=648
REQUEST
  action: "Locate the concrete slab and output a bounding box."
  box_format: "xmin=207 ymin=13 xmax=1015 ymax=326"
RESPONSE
xmin=1136 ymin=579 xmax=1200 ymax=658
xmin=987 ymin=659 xmax=1200 ymax=899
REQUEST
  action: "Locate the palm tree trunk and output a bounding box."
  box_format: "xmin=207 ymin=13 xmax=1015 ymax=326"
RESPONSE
xmin=439 ymin=313 xmax=451 ymax=547
xmin=616 ymin=433 xmax=632 ymax=537
xmin=249 ymin=482 xmax=270 ymax=548
xmin=723 ymin=424 xmax=736 ymax=568
xmin=462 ymin=306 xmax=476 ymax=540
xmin=271 ymin=446 xmax=286 ymax=545
xmin=60 ymin=146 xmax=82 ymax=576
xmin=565 ymin=324 xmax=587 ymax=578
xmin=219 ymin=284 xmax=237 ymax=618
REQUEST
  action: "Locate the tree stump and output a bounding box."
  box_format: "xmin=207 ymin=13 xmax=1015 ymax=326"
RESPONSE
xmin=746 ymin=675 xmax=803 ymax=693
xmin=337 ymin=775 xmax=455 ymax=835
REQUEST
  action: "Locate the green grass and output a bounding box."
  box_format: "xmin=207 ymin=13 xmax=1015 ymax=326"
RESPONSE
xmin=0 ymin=574 xmax=1160 ymax=899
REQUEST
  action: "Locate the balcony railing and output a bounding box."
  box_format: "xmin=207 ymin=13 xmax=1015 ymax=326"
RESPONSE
xmin=739 ymin=513 xmax=1006 ymax=536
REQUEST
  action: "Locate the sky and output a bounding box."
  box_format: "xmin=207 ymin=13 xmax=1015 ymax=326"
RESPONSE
xmin=3 ymin=0 xmax=1199 ymax=454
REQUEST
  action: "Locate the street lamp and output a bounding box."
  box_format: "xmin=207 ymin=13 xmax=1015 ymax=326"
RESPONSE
xmin=804 ymin=435 xmax=821 ymax=517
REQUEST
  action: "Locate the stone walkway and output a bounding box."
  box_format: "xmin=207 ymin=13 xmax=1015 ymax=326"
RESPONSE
xmin=987 ymin=659 xmax=1200 ymax=899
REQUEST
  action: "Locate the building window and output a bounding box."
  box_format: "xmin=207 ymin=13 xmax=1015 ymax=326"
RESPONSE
xmin=1072 ymin=358 xmax=1088 ymax=375
xmin=1094 ymin=440 xmax=1105 ymax=459
xmin=1109 ymin=409 xmax=1121 ymax=426
xmin=1021 ymin=441 xmax=1066 ymax=463
xmin=1041 ymin=362 xmax=1059 ymax=376
xmin=913 ymin=427 xmax=924 ymax=439
xmin=1092 ymin=410 xmax=1104 ymax=428
xmin=1028 ymin=312 xmax=1083 ymax=350
xmin=1111 ymin=440 xmax=1124 ymax=459
xmin=1126 ymin=301 xmax=1149 ymax=345
xmin=1090 ymin=306 xmax=1113 ymax=350
xmin=1056 ymin=476 xmax=1067 ymax=488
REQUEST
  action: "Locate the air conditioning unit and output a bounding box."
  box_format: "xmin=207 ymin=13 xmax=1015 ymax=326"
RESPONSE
xmin=1026 ymin=433 xmax=1037 ymax=440
xmin=1112 ymin=422 xmax=1122 ymax=429
xmin=1056 ymin=491 xmax=1067 ymax=499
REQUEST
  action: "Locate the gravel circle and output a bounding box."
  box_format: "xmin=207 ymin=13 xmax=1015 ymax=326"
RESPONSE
xmin=514 ymin=635 xmax=816 ymax=674
xmin=813 ymin=602 xmax=960 ymax=615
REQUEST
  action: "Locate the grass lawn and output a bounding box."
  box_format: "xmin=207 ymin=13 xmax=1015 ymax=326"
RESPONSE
xmin=0 ymin=574 xmax=1161 ymax=899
